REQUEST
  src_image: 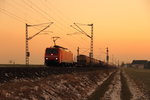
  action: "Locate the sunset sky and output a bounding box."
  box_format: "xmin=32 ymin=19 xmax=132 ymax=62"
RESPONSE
xmin=0 ymin=0 xmax=150 ymax=64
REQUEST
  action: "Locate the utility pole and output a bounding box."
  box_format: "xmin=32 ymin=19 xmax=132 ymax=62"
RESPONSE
xmin=70 ymin=23 xmax=94 ymax=64
xmin=106 ymin=47 xmax=109 ymax=64
xmin=90 ymin=24 xmax=93 ymax=59
xmin=26 ymin=24 xmax=29 ymax=65
xmin=25 ymin=22 xmax=53 ymax=65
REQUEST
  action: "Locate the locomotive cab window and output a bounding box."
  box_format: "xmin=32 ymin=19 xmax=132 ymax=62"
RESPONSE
xmin=46 ymin=49 xmax=58 ymax=54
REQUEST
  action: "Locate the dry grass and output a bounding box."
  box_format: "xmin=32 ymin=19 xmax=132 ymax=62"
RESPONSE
xmin=124 ymin=68 xmax=150 ymax=98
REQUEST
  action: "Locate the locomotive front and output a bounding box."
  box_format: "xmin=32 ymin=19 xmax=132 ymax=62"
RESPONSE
xmin=45 ymin=48 xmax=60 ymax=66
xmin=44 ymin=45 xmax=73 ymax=66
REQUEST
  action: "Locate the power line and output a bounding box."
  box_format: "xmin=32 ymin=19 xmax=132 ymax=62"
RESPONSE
xmin=26 ymin=1 xmax=90 ymax=50
xmin=24 ymin=0 xmax=84 ymax=47
xmin=39 ymin=0 xmax=90 ymax=46
xmin=22 ymin=0 xmax=51 ymax=21
xmin=0 ymin=1 xmax=94 ymax=64
xmin=0 ymin=7 xmax=27 ymax=23
xmin=2 ymin=1 xmax=52 ymax=33
xmin=22 ymin=1 xmax=71 ymax=39
xmin=1 ymin=1 xmax=91 ymax=54
xmin=8 ymin=0 xmax=41 ymax=24
xmin=40 ymin=0 xmax=74 ymax=26
xmin=40 ymin=0 xmax=89 ymax=45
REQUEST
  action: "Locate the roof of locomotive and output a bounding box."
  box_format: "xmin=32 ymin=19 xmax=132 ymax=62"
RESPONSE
xmin=47 ymin=45 xmax=67 ymax=49
xmin=46 ymin=45 xmax=73 ymax=53
xmin=53 ymin=45 xmax=67 ymax=50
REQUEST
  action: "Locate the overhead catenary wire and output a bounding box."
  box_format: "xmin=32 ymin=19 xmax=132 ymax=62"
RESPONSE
xmin=22 ymin=0 xmax=73 ymax=39
xmin=0 ymin=0 xmax=97 ymax=65
xmin=0 ymin=7 xmax=50 ymax=32
xmin=21 ymin=0 xmax=50 ymax=23
xmin=0 ymin=7 xmax=28 ymax=23
xmin=42 ymin=0 xmax=90 ymax=44
xmin=28 ymin=22 xmax=53 ymax=40
xmin=25 ymin=22 xmax=53 ymax=65
xmin=40 ymin=0 xmax=74 ymax=27
xmin=70 ymin=22 xmax=94 ymax=62
xmin=3 ymin=0 xmax=49 ymax=25
xmin=39 ymin=0 xmax=90 ymax=47
xmin=24 ymin=0 xmax=68 ymax=30
xmin=6 ymin=0 xmax=40 ymax=24
xmin=1 ymin=1 xmax=89 ymax=50
xmin=25 ymin=0 xmax=89 ymax=48
xmin=8 ymin=0 xmax=50 ymax=25
xmin=1 ymin=1 xmax=91 ymax=55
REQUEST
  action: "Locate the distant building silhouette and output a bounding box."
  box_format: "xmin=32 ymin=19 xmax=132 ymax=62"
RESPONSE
xmin=131 ymin=60 xmax=148 ymax=69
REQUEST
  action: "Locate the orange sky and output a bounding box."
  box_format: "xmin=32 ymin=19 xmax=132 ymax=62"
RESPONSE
xmin=0 ymin=0 xmax=150 ymax=64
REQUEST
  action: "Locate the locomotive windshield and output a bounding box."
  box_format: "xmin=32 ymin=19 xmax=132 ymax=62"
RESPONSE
xmin=46 ymin=48 xmax=58 ymax=54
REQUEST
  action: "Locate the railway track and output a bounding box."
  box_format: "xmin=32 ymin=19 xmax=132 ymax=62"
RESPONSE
xmin=0 ymin=65 xmax=109 ymax=83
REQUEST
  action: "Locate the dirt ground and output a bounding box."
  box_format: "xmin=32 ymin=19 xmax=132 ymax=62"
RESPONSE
xmin=0 ymin=68 xmax=149 ymax=100
xmin=0 ymin=69 xmax=114 ymax=100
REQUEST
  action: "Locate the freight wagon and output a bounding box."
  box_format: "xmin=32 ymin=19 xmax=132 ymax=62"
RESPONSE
xmin=45 ymin=45 xmax=73 ymax=66
xmin=77 ymin=55 xmax=100 ymax=66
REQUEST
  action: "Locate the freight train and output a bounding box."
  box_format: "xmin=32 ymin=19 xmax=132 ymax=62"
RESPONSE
xmin=77 ymin=55 xmax=115 ymax=68
xmin=77 ymin=55 xmax=100 ymax=67
xmin=44 ymin=45 xmax=73 ymax=66
xmin=44 ymin=45 xmax=103 ymax=67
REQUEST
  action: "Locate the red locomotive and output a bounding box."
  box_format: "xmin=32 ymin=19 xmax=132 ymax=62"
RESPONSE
xmin=44 ymin=45 xmax=73 ymax=66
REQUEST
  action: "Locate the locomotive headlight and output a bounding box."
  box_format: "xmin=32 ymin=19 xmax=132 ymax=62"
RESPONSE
xmin=46 ymin=58 xmax=48 ymax=60
xmin=56 ymin=58 xmax=58 ymax=60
